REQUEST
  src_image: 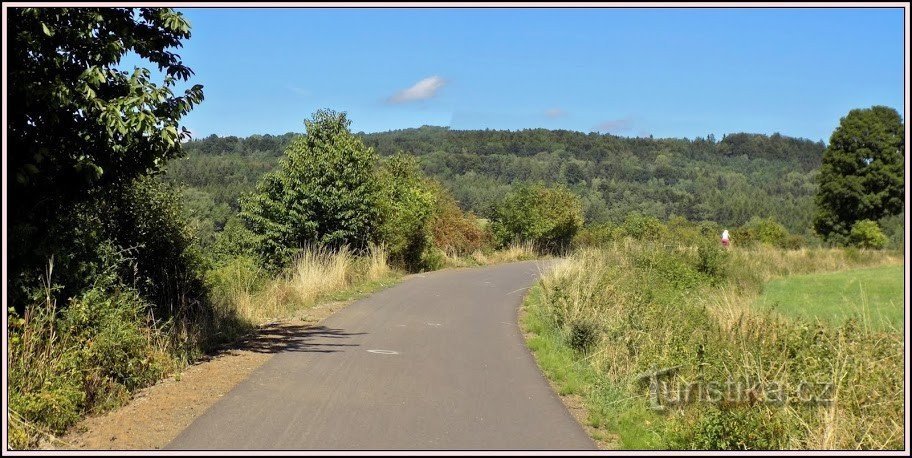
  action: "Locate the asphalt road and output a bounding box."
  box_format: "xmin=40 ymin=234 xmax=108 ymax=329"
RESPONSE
xmin=166 ymin=260 xmax=596 ymax=451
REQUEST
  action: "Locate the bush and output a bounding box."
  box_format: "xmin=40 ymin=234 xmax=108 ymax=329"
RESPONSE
xmin=9 ymin=176 xmax=209 ymax=324
xmin=241 ymin=109 xmax=382 ymax=269
xmin=731 ymin=217 xmax=794 ymax=249
xmin=429 ymin=183 xmax=493 ymax=256
xmin=672 ymin=407 xmax=792 ymax=450
xmin=491 ymin=183 xmax=583 ymax=254
xmin=620 ymin=213 xmax=667 ymax=241
xmin=103 ymin=176 xmax=209 ymax=321
xmin=8 ymin=281 xmax=172 ymax=448
xmin=568 ymin=319 xmax=599 ymax=353
xmin=574 ymin=223 xmax=620 ymax=248
xmin=376 ymin=153 xmax=437 ymax=271
xmin=696 ymin=240 xmax=730 ymax=284
xmin=848 ymin=219 xmax=887 ymax=249
xmin=209 ymin=215 xmax=261 ymax=264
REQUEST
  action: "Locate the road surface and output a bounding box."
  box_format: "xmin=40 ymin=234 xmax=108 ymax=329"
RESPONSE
xmin=166 ymin=260 xmax=595 ymax=450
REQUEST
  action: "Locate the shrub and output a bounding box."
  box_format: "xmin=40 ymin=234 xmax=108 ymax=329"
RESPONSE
xmin=429 ymin=183 xmax=492 ymax=256
xmin=731 ymin=217 xmax=793 ymax=249
xmin=696 ymin=240 xmax=730 ymax=284
xmin=620 ymin=213 xmax=667 ymax=241
xmin=102 ymin=176 xmax=209 ymax=321
xmin=421 ymin=247 xmax=448 ymax=272
xmin=491 ymin=183 xmax=583 ymax=254
xmin=848 ymin=219 xmax=887 ymax=249
xmin=568 ymin=319 xmax=599 ymax=353
xmin=375 ymin=153 xmax=437 ymax=271
xmin=8 ymin=281 xmax=171 ymax=448
xmin=209 ymin=215 xmax=261 ymax=264
xmin=672 ymin=407 xmax=792 ymax=450
xmin=574 ymin=223 xmax=620 ymax=248
xmin=241 ymin=109 xmax=382 ymax=269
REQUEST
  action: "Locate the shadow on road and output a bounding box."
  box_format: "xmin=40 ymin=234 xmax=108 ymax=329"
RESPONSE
xmin=238 ymin=324 xmax=366 ymax=354
xmin=196 ymin=324 xmax=367 ymax=363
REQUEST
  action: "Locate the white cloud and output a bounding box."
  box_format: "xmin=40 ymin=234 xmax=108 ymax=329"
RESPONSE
xmin=545 ymin=108 xmax=567 ymax=118
xmin=388 ymin=76 xmax=446 ymax=104
xmin=288 ymin=85 xmax=310 ymax=97
xmin=595 ymin=117 xmax=634 ymax=134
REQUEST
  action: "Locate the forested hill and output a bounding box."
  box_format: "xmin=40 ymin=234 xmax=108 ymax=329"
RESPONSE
xmin=167 ymin=127 xmax=826 ymax=242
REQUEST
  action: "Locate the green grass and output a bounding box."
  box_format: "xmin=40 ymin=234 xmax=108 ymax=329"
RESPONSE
xmin=753 ymin=265 xmax=904 ymax=331
xmin=520 ymin=285 xmax=667 ymax=450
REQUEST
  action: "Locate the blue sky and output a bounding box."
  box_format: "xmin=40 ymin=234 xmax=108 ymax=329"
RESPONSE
xmin=169 ymin=7 xmax=904 ymax=142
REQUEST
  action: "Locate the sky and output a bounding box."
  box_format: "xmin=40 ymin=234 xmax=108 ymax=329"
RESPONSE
xmin=165 ymin=7 xmax=905 ymax=142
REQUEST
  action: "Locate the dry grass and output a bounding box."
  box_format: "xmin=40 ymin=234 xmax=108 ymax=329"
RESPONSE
xmin=434 ymin=241 xmax=540 ymax=269
xmin=529 ymin=243 xmax=904 ymax=450
xmin=214 ymin=244 xmax=393 ymax=325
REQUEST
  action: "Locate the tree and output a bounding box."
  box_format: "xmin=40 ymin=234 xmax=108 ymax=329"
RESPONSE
xmin=375 ymin=153 xmax=438 ymax=271
xmin=240 ymin=110 xmax=382 ymax=269
xmin=848 ymin=220 xmax=888 ymax=249
xmin=491 ymin=184 xmax=583 ymax=253
xmin=8 ymin=7 xmax=204 ymax=303
xmin=814 ymin=106 xmax=904 ymax=242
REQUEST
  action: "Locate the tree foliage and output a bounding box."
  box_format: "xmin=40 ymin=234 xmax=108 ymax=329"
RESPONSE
xmin=172 ymin=128 xmax=825 ymax=239
xmin=814 ymin=106 xmax=905 ymax=242
xmin=491 ymin=184 xmax=583 ymax=253
xmin=240 ymin=110 xmax=382 ymax=269
xmin=7 ymin=7 xmax=204 ymax=306
xmin=375 ymin=154 xmax=438 ymax=271
xmin=848 ymin=219 xmax=888 ymax=249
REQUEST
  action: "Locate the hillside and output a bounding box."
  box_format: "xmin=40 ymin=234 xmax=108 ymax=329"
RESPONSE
xmin=164 ymin=127 xmax=825 ymax=243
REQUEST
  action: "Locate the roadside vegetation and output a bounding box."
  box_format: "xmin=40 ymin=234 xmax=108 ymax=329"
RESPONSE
xmin=523 ymin=239 xmax=902 ymax=450
xmin=522 ymin=106 xmax=905 ymax=450
xmin=6 ymin=7 xmax=904 ymax=452
xmin=5 ymin=9 xmax=564 ymax=449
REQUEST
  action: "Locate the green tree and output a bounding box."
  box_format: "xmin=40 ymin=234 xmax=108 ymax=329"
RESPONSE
xmin=375 ymin=153 xmax=439 ymax=271
xmin=814 ymin=106 xmax=904 ymax=242
xmin=7 ymin=7 xmax=204 ymax=305
xmin=848 ymin=219 xmax=888 ymax=249
xmin=240 ymin=110 xmax=382 ymax=269
xmin=491 ymin=184 xmax=583 ymax=253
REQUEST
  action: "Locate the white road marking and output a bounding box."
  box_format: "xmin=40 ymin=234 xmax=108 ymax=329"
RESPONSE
xmin=367 ymin=349 xmax=399 ymax=355
xmin=506 ymin=286 xmax=531 ymax=295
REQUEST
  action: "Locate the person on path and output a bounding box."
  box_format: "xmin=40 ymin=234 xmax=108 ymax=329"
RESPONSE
xmin=721 ymin=229 xmax=730 ymax=248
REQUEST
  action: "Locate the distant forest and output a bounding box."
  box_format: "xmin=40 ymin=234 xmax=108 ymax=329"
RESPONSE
xmin=164 ymin=127 xmax=825 ymax=244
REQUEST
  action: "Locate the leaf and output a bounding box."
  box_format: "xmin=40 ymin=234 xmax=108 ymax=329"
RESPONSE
xmin=41 ymin=22 xmax=54 ymax=36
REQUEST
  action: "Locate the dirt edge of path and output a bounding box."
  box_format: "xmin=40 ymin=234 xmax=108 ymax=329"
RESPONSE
xmin=48 ymin=298 xmax=368 ymax=451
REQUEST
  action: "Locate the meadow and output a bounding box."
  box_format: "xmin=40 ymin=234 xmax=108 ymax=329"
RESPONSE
xmin=752 ymin=265 xmax=903 ymax=331
xmin=522 ymin=242 xmax=904 ymax=450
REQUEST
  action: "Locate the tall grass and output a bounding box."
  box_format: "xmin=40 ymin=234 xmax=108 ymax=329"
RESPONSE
xmin=7 ymin=244 xmax=394 ymax=449
xmin=439 ymin=241 xmax=539 ymax=268
xmin=207 ymin=243 xmax=393 ymax=326
xmin=8 ymin=264 xmax=177 ymax=449
xmin=524 ymin=242 xmax=903 ymax=450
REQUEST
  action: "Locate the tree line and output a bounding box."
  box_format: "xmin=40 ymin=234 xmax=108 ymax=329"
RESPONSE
xmin=167 ymin=127 xmax=829 ymax=248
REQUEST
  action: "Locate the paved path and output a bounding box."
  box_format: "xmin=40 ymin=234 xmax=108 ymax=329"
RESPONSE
xmin=166 ymin=260 xmax=595 ymax=450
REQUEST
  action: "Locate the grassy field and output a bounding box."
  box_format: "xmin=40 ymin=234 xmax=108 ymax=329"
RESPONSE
xmin=753 ymin=265 xmax=904 ymax=331
xmin=521 ymin=244 xmax=904 ymax=450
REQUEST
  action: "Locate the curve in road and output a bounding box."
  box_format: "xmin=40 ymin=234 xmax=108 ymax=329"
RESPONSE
xmin=166 ymin=260 xmax=595 ymax=451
